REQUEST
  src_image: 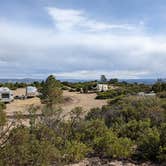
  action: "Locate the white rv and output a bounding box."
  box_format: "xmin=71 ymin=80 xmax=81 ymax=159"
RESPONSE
xmin=0 ymin=87 xmax=14 ymax=103
xmin=97 ymin=84 xmax=108 ymax=92
xmin=26 ymin=86 xmax=37 ymax=98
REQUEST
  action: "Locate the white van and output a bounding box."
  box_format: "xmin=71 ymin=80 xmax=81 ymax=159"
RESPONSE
xmin=0 ymin=87 xmax=14 ymax=103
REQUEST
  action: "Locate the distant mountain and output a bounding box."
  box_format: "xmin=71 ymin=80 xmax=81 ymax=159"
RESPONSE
xmin=119 ymin=79 xmax=157 ymax=85
xmin=0 ymin=78 xmax=43 ymax=83
xmin=0 ymin=78 xmax=158 ymax=85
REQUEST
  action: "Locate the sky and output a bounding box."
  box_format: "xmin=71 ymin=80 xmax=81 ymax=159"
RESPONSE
xmin=0 ymin=0 xmax=166 ymax=80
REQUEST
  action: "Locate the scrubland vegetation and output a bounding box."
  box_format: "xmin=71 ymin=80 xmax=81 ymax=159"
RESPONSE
xmin=0 ymin=76 xmax=166 ymax=165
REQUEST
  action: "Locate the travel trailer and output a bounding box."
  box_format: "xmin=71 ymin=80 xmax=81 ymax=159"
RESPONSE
xmin=97 ymin=84 xmax=108 ymax=92
xmin=0 ymin=87 xmax=14 ymax=103
xmin=26 ymin=86 xmax=38 ymax=98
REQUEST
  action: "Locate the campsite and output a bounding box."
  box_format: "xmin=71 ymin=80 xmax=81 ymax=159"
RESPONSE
xmin=4 ymin=87 xmax=107 ymax=120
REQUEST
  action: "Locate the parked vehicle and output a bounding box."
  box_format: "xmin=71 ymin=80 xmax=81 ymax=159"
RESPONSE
xmin=0 ymin=87 xmax=14 ymax=103
xmin=26 ymin=86 xmax=38 ymax=98
xmin=14 ymin=95 xmax=27 ymax=100
xmin=97 ymin=84 xmax=108 ymax=92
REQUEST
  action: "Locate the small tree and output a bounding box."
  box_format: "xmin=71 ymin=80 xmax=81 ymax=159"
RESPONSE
xmin=100 ymin=75 xmax=107 ymax=83
xmin=40 ymin=75 xmax=63 ymax=107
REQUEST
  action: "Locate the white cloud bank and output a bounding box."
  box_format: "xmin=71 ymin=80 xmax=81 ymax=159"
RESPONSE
xmin=0 ymin=7 xmax=166 ymax=79
xmin=47 ymin=7 xmax=137 ymax=32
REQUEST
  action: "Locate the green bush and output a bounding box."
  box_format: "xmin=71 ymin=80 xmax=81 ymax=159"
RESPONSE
xmin=63 ymin=141 xmax=91 ymax=163
xmin=158 ymin=146 xmax=166 ymax=163
xmin=118 ymin=119 xmax=151 ymax=141
xmin=137 ymin=128 xmax=160 ymax=161
xmin=85 ymin=108 xmax=104 ymax=121
xmin=0 ymin=126 xmax=61 ymax=166
xmin=104 ymin=97 xmax=165 ymax=127
xmin=106 ymin=137 xmax=134 ymax=159
xmin=0 ymin=102 xmax=6 ymax=126
xmin=157 ymin=91 xmax=166 ymax=98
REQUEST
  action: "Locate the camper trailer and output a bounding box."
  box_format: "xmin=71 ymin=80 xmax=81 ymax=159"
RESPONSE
xmin=97 ymin=84 xmax=108 ymax=92
xmin=0 ymin=87 xmax=14 ymax=103
xmin=26 ymin=86 xmax=37 ymax=98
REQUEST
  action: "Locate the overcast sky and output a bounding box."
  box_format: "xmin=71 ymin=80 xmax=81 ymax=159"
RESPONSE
xmin=0 ymin=0 xmax=166 ymax=79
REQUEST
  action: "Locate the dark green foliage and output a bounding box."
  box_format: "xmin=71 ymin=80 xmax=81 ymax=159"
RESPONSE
xmin=118 ymin=119 xmax=151 ymax=141
xmin=104 ymin=97 xmax=165 ymax=127
xmin=0 ymin=82 xmax=28 ymax=90
xmin=40 ymin=75 xmax=63 ymax=106
xmin=157 ymin=91 xmax=166 ymax=98
xmin=0 ymin=109 xmax=6 ymax=127
xmin=137 ymin=128 xmax=160 ymax=161
xmin=108 ymin=78 xmax=119 ymax=84
xmin=63 ymin=140 xmax=91 ymax=163
xmin=85 ymin=108 xmax=104 ymax=121
xmin=100 ymin=75 xmax=107 ymax=83
xmin=62 ymin=81 xmax=97 ymax=93
xmin=152 ymin=82 xmax=166 ymax=92
xmin=158 ymin=146 xmax=166 ymax=162
xmin=96 ymin=89 xmax=126 ymax=99
xmin=0 ymin=102 xmax=6 ymax=127
xmin=0 ymin=126 xmax=60 ymax=166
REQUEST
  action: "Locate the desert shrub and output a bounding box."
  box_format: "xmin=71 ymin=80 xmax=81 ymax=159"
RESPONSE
xmin=157 ymin=146 xmax=166 ymax=163
xmin=92 ymin=130 xmax=117 ymax=155
xmin=0 ymin=103 xmax=6 ymax=126
xmin=92 ymin=130 xmax=134 ymax=158
xmin=104 ymin=97 xmax=165 ymax=127
xmin=80 ymin=120 xmax=108 ymax=146
xmin=78 ymin=119 xmax=134 ymax=159
xmin=0 ymin=102 xmax=6 ymax=110
xmin=152 ymin=82 xmax=166 ymax=92
xmin=63 ymin=141 xmax=91 ymax=163
xmin=136 ymin=128 xmax=160 ymax=161
xmin=85 ymin=108 xmax=104 ymax=121
xmin=159 ymin=123 xmax=166 ymax=147
xmin=96 ymin=89 xmax=126 ymax=99
xmin=0 ymin=125 xmax=61 ymax=166
xmin=118 ymin=119 xmax=151 ymax=141
xmin=157 ymin=91 xmax=166 ymax=98
xmin=106 ymin=137 xmax=134 ymax=159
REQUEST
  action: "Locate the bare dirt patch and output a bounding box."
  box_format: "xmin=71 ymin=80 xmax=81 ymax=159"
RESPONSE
xmin=5 ymin=89 xmax=107 ymax=119
xmin=61 ymin=91 xmax=107 ymax=116
xmin=5 ymin=88 xmax=41 ymax=116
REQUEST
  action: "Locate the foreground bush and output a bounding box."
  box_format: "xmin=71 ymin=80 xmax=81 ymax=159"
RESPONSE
xmin=63 ymin=141 xmax=91 ymax=163
xmin=0 ymin=96 xmax=166 ymax=165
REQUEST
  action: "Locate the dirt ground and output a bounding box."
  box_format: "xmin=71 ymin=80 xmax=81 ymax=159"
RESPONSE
xmin=5 ymin=88 xmax=107 ymax=118
xmin=5 ymin=88 xmax=41 ymax=116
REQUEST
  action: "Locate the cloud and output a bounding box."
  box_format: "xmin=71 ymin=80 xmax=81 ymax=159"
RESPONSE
xmin=47 ymin=7 xmax=136 ymax=32
xmin=53 ymin=70 xmax=150 ymax=80
xmin=0 ymin=7 xmax=166 ymax=79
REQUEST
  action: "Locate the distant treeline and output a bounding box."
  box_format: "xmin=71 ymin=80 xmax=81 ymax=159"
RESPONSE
xmin=1 ymin=78 xmax=166 ymax=99
xmin=0 ymin=81 xmax=42 ymax=90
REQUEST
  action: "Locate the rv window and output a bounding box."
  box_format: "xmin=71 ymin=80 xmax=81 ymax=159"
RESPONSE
xmin=2 ymin=93 xmax=9 ymax=98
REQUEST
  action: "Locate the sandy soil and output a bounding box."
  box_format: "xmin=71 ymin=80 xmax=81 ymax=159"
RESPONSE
xmin=61 ymin=91 xmax=107 ymax=117
xmin=5 ymin=89 xmax=107 ymax=118
xmin=5 ymin=88 xmax=41 ymax=116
